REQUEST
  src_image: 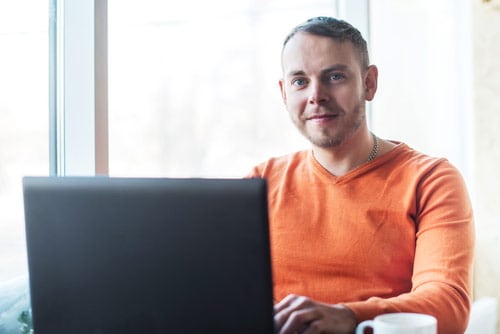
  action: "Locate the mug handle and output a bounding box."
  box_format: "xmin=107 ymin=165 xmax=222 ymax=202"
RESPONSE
xmin=356 ymin=320 xmax=375 ymax=334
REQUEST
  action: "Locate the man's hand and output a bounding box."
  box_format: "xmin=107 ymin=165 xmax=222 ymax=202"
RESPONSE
xmin=274 ymin=294 xmax=357 ymax=334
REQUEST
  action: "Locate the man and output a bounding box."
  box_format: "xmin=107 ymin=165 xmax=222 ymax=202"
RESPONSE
xmin=248 ymin=17 xmax=474 ymax=334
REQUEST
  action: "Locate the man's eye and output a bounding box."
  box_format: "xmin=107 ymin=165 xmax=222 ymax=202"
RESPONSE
xmin=292 ymin=79 xmax=307 ymax=86
xmin=329 ymin=73 xmax=344 ymax=81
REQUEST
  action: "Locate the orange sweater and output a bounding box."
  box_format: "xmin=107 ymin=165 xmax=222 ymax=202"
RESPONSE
xmin=248 ymin=143 xmax=474 ymax=334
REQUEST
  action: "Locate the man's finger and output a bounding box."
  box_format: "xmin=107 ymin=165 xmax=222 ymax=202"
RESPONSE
xmin=274 ymin=294 xmax=300 ymax=313
xmin=279 ymin=308 xmax=319 ymax=334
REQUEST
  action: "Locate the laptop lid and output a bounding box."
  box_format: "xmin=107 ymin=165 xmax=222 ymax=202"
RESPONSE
xmin=23 ymin=176 xmax=274 ymax=334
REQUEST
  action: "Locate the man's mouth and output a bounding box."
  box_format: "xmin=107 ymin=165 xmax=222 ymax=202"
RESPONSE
xmin=305 ymin=113 xmax=339 ymax=122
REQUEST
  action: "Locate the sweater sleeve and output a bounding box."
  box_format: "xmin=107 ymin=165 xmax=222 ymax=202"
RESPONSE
xmin=344 ymin=160 xmax=475 ymax=334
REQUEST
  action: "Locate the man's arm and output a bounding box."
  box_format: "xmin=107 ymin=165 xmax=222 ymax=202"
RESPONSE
xmin=343 ymin=160 xmax=475 ymax=334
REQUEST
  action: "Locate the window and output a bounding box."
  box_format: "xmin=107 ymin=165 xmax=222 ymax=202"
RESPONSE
xmin=369 ymin=0 xmax=473 ymax=181
xmin=0 ymin=1 xmax=48 ymax=283
xmin=49 ymin=0 xmax=370 ymax=177
xmin=107 ymin=0 xmax=342 ymax=177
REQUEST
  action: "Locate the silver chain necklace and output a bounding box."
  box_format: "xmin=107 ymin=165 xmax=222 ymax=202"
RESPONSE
xmin=366 ymin=133 xmax=379 ymax=162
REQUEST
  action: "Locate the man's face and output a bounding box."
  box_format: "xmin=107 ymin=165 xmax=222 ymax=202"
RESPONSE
xmin=279 ymin=32 xmax=377 ymax=148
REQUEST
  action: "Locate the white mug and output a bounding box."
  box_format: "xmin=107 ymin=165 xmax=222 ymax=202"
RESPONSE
xmin=356 ymin=312 xmax=437 ymax=334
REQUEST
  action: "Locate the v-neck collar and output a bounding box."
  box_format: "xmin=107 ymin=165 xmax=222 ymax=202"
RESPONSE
xmin=308 ymin=141 xmax=406 ymax=183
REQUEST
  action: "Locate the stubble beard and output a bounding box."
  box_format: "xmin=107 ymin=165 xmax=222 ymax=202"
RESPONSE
xmin=296 ymin=105 xmax=366 ymax=149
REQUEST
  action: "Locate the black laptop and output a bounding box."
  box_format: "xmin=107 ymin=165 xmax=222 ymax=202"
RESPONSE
xmin=22 ymin=176 xmax=274 ymax=334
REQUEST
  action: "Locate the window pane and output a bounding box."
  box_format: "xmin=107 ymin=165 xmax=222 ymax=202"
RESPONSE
xmin=0 ymin=2 xmax=48 ymax=282
xmin=108 ymin=0 xmax=336 ymax=177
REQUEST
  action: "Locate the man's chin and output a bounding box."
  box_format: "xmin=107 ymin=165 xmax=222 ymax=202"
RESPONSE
xmin=307 ymin=136 xmax=341 ymax=149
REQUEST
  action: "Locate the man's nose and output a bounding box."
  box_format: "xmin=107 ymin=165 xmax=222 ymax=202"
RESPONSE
xmin=308 ymin=82 xmax=329 ymax=104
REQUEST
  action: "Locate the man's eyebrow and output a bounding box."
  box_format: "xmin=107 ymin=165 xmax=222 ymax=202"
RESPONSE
xmin=285 ymin=70 xmax=305 ymax=78
xmin=321 ymin=64 xmax=349 ymax=73
xmin=285 ymin=64 xmax=350 ymax=78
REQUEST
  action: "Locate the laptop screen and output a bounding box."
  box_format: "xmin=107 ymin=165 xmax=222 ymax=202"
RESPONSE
xmin=23 ymin=176 xmax=274 ymax=334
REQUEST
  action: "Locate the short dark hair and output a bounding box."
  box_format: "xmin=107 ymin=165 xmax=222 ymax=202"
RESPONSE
xmin=282 ymin=16 xmax=369 ymax=69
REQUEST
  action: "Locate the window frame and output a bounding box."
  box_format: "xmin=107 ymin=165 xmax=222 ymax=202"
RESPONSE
xmin=50 ymin=0 xmax=108 ymax=176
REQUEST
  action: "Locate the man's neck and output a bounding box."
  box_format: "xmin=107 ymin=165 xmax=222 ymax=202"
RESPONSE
xmin=312 ymin=131 xmax=376 ymax=177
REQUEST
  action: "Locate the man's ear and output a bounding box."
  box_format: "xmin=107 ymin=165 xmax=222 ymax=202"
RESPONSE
xmin=364 ymin=65 xmax=378 ymax=102
xmin=279 ymin=79 xmax=287 ymax=104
